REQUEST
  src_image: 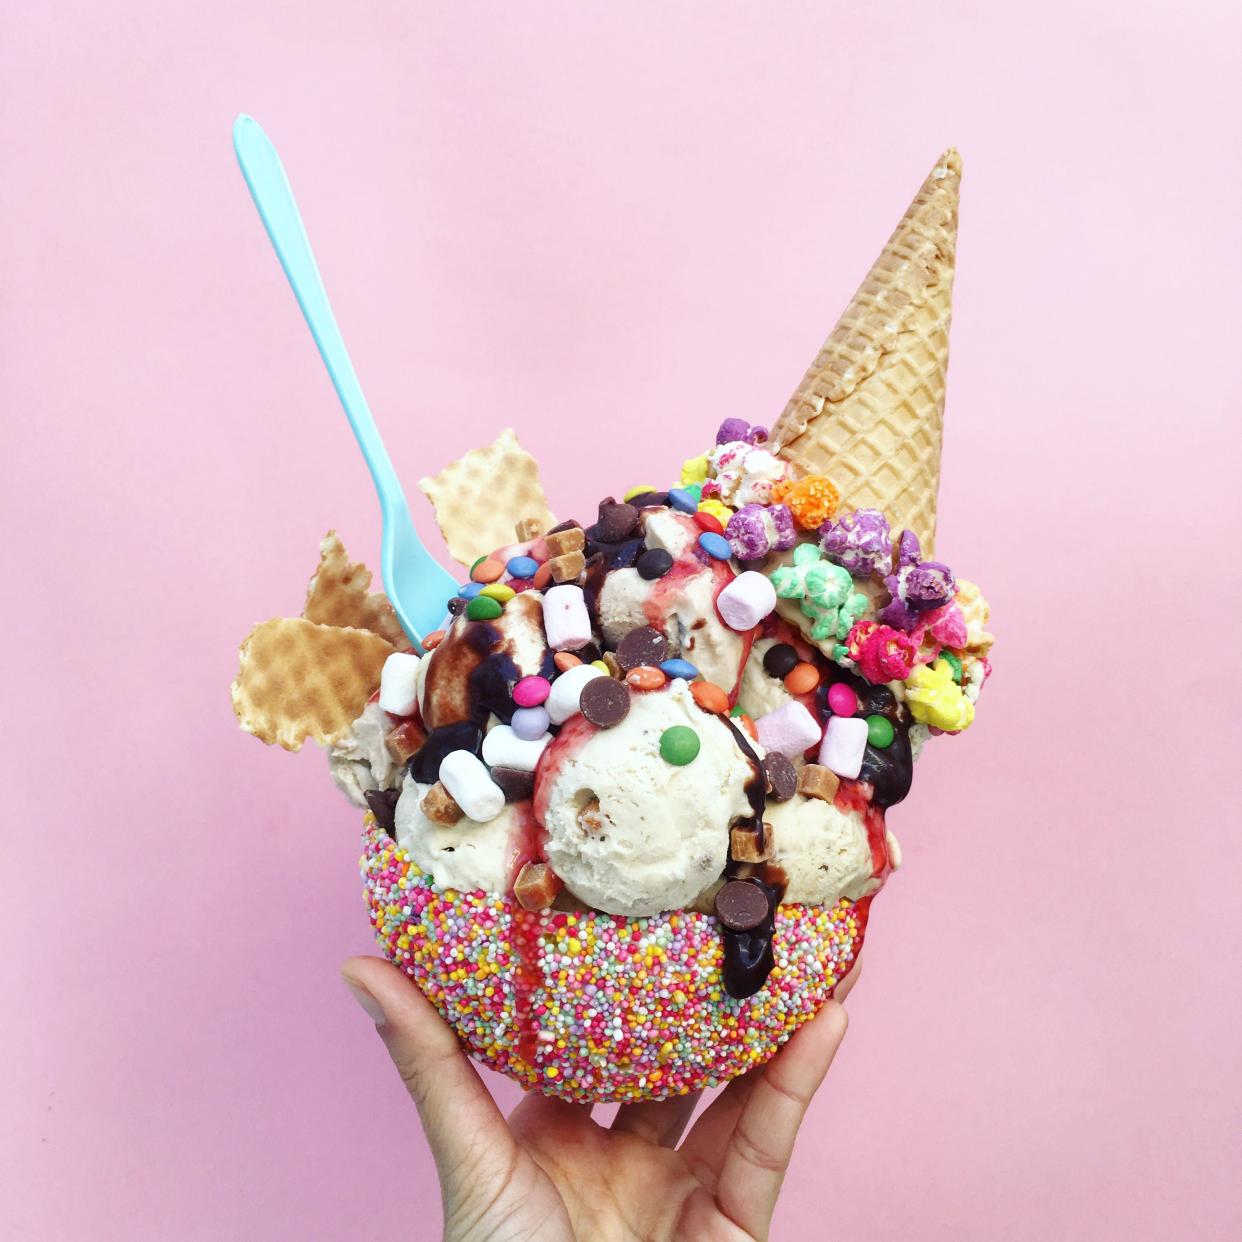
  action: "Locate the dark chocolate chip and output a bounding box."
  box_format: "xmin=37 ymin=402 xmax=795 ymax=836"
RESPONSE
xmin=762 ymin=643 xmax=799 ymax=679
xmin=636 ymin=548 xmax=674 ymax=580
xmin=615 ymin=625 xmax=668 ymax=672
xmin=447 ymin=596 xmax=467 ymax=616
xmin=409 ymin=723 xmax=483 ymax=785
xmin=715 ymin=879 xmax=771 ymax=932
xmin=579 ymin=676 xmax=630 ymax=728
xmin=761 ymin=753 xmax=798 ymax=802
xmin=594 ymin=499 xmax=640 ymax=543
xmin=624 ymin=490 xmax=669 ymax=509
xmin=545 ymin=518 xmax=583 ymax=534
xmin=364 ymin=788 xmax=400 ymax=838
xmin=490 ymin=766 xmax=535 ymax=803
xmin=575 ymin=642 xmax=602 ymax=664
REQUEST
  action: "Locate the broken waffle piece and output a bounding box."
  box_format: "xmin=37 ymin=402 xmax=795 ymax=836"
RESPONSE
xmin=418 ymin=428 xmax=555 ymax=567
xmin=514 ymin=861 xmax=564 ymax=911
xmin=303 ymin=531 xmax=410 ymax=649
xmin=231 ymin=618 xmax=394 ymax=751
xmin=797 ymin=763 xmax=841 ymax=802
xmin=730 ymin=822 xmax=775 ymax=864
xmin=421 ymin=781 xmax=463 ymax=825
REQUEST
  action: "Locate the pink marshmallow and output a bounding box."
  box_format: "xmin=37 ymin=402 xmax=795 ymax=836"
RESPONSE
xmin=716 ymin=571 xmax=777 ymax=632
xmin=819 ymin=715 xmax=869 ymax=779
xmin=755 ymin=701 xmax=822 ymax=758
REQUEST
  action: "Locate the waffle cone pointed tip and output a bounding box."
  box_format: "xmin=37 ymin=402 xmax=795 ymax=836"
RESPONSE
xmin=770 ymin=150 xmax=961 ymax=555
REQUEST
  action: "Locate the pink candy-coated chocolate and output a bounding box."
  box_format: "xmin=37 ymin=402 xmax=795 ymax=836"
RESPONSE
xmin=826 ymin=683 xmax=859 ymax=716
xmin=513 ymin=675 xmax=552 ymax=707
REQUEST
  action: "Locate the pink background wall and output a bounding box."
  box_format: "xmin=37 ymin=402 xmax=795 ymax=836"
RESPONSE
xmin=3 ymin=2 xmax=1239 ymax=1238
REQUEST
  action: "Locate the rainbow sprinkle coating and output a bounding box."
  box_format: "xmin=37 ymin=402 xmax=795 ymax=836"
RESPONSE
xmin=360 ymin=816 xmax=867 ymax=1103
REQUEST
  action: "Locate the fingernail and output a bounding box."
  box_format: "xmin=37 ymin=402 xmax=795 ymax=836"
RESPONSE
xmin=343 ymin=978 xmax=388 ymax=1027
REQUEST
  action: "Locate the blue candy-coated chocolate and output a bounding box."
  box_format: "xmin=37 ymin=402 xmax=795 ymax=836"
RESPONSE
xmin=698 ymin=531 xmax=732 ymax=560
xmin=457 ymin=582 xmax=484 ymax=599
xmin=506 ymin=555 xmax=539 ymax=579
xmin=659 ymin=658 xmax=699 ymax=680
xmin=668 ymin=488 xmax=698 ymax=513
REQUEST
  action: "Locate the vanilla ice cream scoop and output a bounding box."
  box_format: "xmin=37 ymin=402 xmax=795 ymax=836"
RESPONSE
xmin=765 ymin=792 xmax=884 ymax=905
xmin=536 ymin=680 xmax=759 ymax=917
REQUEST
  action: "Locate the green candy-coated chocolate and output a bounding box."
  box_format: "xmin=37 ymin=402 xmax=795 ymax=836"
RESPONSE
xmin=659 ymin=725 xmax=701 ymax=765
xmin=865 ymin=714 xmax=895 ymax=748
xmin=466 ymin=595 xmax=504 ymax=621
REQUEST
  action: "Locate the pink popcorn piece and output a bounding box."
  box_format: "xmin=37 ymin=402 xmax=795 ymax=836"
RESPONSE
xmin=754 ymin=701 xmax=822 ymax=758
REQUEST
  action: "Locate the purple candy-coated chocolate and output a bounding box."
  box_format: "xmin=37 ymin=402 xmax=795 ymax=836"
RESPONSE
xmin=511 ymin=705 xmax=551 ymax=740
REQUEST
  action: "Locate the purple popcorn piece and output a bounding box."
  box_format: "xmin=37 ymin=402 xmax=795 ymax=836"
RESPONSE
xmin=904 ymin=561 xmax=956 ymax=612
xmin=770 ymin=503 xmax=797 ymax=551
xmin=744 ymin=424 xmax=769 ymax=445
xmin=725 ymin=504 xmax=772 ymax=561
xmin=819 ymin=508 xmax=892 ymax=578
xmin=716 ymin=417 xmax=751 ymax=445
xmin=896 ymin=528 xmax=922 ymax=567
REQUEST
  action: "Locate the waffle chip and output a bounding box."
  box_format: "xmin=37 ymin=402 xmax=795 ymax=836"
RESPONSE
xmin=303 ymin=531 xmax=410 ymax=649
xmin=232 ymin=617 xmax=394 ymax=751
xmin=419 ymin=428 xmax=555 ymax=567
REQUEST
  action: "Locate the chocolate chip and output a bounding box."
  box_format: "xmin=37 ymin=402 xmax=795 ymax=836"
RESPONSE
xmin=580 ymin=676 xmax=630 ymax=727
xmin=625 ymin=490 xmax=668 ymax=509
xmin=447 ymin=596 xmax=467 ymax=616
xmin=714 ymin=879 xmax=771 ymax=932
xmin=636 ymin=548 xmax=674 ymax=580
xmin=364 ymin=789 xmax=400 ymax=838
xmin=594 ymin=499 xmax=640 ymax=543
xmin=762 ymin=753 xmax=798 ymax=802
xmin=490 ymin=766 xmax=535 ymax=803
xmin=762 ymin=643 xmax=799 ymax=679
xmin=576 ymin=642 xmax=602 ymax=664
xmin=616 ymin=625 xmax=668 ymax=672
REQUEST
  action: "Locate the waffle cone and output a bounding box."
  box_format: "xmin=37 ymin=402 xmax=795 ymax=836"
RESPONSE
xmin=419 ymin=428 xmax=555 ymax=567
xmin=769 ymin=150 xmax=961 ymax=556
xmin=231 ymin=617 xmax=394 ymax=751
xmin=303 ymin=530 xmax=410 ymax=650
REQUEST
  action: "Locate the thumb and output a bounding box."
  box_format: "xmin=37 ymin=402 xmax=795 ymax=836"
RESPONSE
xmin=341 ymin=956 xmax=512 ymax=1183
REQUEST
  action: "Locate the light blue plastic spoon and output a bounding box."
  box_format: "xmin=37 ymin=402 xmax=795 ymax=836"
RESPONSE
xmin=232 ymin=114 xmax=457 ymax=651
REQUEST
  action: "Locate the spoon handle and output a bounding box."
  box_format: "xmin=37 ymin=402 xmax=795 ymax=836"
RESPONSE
xmin=232 ymin=115 xmax=405 ymax=515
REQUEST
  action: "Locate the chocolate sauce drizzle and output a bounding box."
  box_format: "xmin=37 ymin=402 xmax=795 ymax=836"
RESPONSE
xmin=818 ymin=665 xmax=914 ymax=809
xmin=720 ymin=716 xmax=787 ymax=999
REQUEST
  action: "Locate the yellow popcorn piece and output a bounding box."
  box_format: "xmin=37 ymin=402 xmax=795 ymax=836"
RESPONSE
xmin=906 ymin=658 xmax=975 ymax=732
xmin=680 ymin=454 xmax=709 ymax=485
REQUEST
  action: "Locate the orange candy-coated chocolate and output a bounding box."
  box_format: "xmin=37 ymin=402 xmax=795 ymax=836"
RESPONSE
xmin=690 ymin=680 xmax=730 ymax=715
xmin=626 ymin=666 xmax=666 ymax=691
xmin=783 ymin=662 xmax=821 ymax=694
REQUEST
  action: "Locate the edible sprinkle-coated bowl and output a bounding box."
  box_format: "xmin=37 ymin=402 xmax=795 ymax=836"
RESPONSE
xmin=361 ymin=818 xmax=867 ymax=1103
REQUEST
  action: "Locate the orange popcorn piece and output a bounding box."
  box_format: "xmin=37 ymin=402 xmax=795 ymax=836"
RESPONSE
xmin=773 ymin=475 xmax=841 ymax=530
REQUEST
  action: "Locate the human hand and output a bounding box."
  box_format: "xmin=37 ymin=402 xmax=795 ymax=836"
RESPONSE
xmin=341 ymin=955 xmax=859 ymax=1241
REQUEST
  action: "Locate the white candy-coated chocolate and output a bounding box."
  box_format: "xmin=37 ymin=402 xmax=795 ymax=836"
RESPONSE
xmin=438 ymin=749 xmax=505 ymax=822
xmin=542 ymin=584 xmax=593 ymax=651
xmin=481 ymin=723 xmax=553 ymax=772
xmin=755 ymin=701 xmax=822 ymax=758
xmin=546 ymin=663 xmax=606 ymax=724
xmin=716 ymin=571 xmax=777 ymax=631
xmin=378 ymin=651 xmax=421 ymax=717
xmin=819 ymin=715 xmax=869 ymax=779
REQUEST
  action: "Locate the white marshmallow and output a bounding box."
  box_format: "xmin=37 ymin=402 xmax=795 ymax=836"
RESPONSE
xmin=716 ymin=571 xmax=777 ymax=632
xmin=819 ymin=715 xmax=869 ymax=779
xmin=378 ymin=651 xmax=421 ymax=717
xmin=546 ymin=663 xmax=607 ymax=724
xmin=542 ymin=584 xmax=593 ymax=651
xmin=438 ymin=749 xmax=505 ymax=822
xmin=755 ymin=701 xmax=822 ymax=758
xmin=482 ymin=724 xmax=552 ymax=772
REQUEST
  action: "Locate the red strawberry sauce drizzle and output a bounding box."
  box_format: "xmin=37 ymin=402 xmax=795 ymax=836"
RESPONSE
xmin=835 ymin=778 xmax=892 ymax=884
xmin=506 ymin=713 xmax=597 ymax=1064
